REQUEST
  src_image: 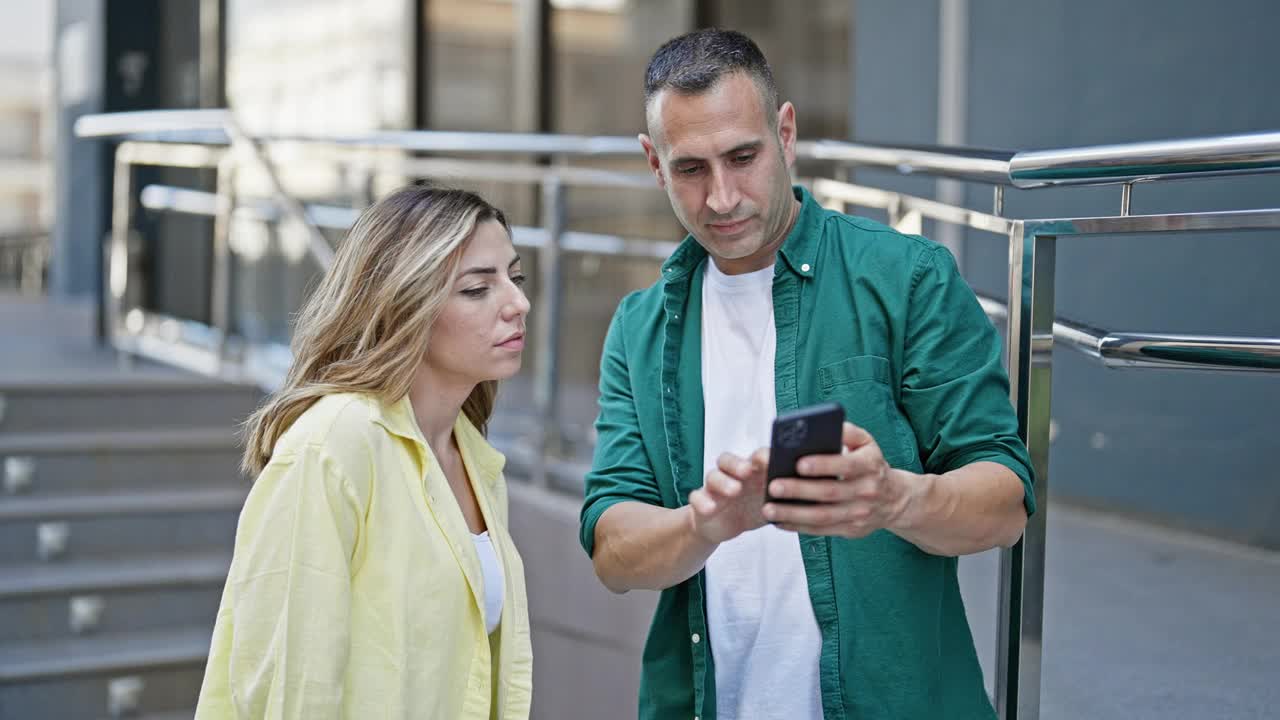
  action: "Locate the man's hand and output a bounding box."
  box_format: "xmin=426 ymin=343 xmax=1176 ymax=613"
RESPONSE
xmin=687 ymin=449 xmax=771 ymax=544
xmin=761 ymin=422 xmax=920 ymax=538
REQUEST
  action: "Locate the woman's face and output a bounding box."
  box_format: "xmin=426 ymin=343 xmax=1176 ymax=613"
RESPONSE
xmin=424 ymin=219 xmax=530 ymax=386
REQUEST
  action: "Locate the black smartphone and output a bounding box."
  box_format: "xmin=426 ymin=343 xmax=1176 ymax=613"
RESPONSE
xmin=765 ymin=402 xmax=845 ymax=505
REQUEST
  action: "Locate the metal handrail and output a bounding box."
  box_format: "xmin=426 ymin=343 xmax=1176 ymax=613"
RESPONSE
xmin=1009 ymin=130 xmax=1280 ymax=187
xmin=139 ymin=184 xmax=677 ymax=260
xmin=76 ymin=110 xmax=1280 ymax=189
xmin=139 ymin=181 xmax=1280 ymax=373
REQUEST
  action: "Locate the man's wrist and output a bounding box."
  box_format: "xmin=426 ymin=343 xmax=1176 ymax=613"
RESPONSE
xmin=886 ymin=468 xmax=938 ymax=534
xmin=684 ymin=504 xmax=718 ymax=548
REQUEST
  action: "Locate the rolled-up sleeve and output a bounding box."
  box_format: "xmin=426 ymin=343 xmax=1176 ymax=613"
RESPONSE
xmin=195 ymin=447 xmax=360 ymax=719
xmin=899 ymin=245 xmax=1037 ymax=516
xmin=579 ymin=300 xmax=663 ymax=557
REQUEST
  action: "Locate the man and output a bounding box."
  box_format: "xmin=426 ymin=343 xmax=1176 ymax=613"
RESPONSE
xmin=579 ymin=28 xmax=1035 ymax=720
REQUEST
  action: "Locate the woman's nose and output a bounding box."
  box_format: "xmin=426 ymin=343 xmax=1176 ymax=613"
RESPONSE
xmin=505 ymin=284 xmax=531 ymax=318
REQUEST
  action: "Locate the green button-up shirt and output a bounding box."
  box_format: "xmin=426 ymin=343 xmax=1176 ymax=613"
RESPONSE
xmin=580 ymin=186 xmax=1035 ymax=720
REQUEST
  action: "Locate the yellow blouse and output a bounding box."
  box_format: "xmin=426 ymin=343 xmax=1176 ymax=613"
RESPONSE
xmin=195 ymin=393 xmax=532 ymax=719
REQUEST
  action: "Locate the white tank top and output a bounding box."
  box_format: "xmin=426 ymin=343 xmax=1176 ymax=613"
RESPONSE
xmin=471 ymin=531 xmax=504 ymax=634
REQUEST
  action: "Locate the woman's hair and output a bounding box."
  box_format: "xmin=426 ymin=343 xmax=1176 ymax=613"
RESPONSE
xmin=241 ymin=184 xmax=510 ymax=476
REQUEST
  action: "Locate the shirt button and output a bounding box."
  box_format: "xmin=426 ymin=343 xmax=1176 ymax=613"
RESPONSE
xmin=691 ymin=633 xmax=701 ymax=644
xmin=801 ymin=263 xmax=811 ymax=272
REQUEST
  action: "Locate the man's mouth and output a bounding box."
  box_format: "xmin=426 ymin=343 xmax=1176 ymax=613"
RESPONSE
xmin=709 ymin=217 xmax=752 ymax=234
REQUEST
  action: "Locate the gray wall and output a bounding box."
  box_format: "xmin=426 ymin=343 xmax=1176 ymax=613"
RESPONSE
xmin=854 ymin=0 xmax=1280 ymax=547
xmin=507 ymin=484 xmax=657 ymax=720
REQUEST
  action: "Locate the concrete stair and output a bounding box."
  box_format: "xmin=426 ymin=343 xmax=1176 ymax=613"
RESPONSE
xmin=0 ymin=372 xmax=260 ymax=719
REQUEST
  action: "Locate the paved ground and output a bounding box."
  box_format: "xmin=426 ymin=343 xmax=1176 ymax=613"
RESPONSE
xmin=0 ymin=293 xmax=190 ymax=380
xmin=961 ymin=504 xmax=1280 ymax=720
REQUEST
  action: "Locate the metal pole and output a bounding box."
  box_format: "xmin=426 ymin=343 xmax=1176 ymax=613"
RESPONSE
xmin=532 ymin=175 xmax=565 ymax=487
xmin=210 ymin=156 xmax=236 ymax=369
xmin=107 ymin=152 xmax=134 ymax=352
xmin=936 ymin=0 xmax=970 ymax=269
xmin=1120 ymin=182 xmax=1133 ymax=217
xmin=997 ymin=220 xmax=1055 ymax=720
xmin=994 ymin=185 xmax=1005 ymax=217
xmin=513 ymin=0 xmax=550 ymax=134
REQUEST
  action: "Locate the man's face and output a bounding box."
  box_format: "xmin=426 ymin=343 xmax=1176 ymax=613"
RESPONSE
xmin=641 ymin=72 xmax=798 ymax=275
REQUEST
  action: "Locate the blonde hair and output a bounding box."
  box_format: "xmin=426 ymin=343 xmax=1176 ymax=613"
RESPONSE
xmin=241 ymin=185 xmax=510 ymax=476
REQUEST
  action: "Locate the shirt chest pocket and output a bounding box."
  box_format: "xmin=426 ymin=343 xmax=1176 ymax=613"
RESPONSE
xmin=817 ymin=354 xmax=919 ymax=469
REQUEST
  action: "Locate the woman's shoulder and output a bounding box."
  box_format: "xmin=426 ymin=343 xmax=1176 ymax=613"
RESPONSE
xmin=274 ymin=392 xmax=384 ymax=459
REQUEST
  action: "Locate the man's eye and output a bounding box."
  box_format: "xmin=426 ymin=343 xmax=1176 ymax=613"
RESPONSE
xmin=511 ymin=274 xmax=527 ymax=287
xmin=677 ymin=165 xmax=701 ymax=175
xmin=732 ymin=153 xmax=755 ymax=165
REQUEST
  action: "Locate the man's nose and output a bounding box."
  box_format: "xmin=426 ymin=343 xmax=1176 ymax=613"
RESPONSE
xmin=706 ymin=167 xmax=740 ymax=216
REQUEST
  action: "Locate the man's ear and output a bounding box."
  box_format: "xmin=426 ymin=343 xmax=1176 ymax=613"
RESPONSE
xmin=776 ymin=101 xmax=798 ymax=169
xmin=638 ymin=134 xmax=667 ymax=189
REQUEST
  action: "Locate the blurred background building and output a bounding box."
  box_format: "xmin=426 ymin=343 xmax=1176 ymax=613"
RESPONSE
xmin=0 ymin=2 xmax=53 ymax=294
xmin=2 ymin=1 xmax=1278 ymax=718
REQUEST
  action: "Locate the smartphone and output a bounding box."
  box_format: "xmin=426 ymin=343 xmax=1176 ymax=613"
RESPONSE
xmin=765 ymin=402 xmax=845 ymax=505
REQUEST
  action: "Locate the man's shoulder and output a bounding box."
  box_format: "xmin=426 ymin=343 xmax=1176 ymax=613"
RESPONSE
xmin=820 ymin=209 xmax=943 ymax=266
xmin=610 ymin=276 xmax=669 ymax=330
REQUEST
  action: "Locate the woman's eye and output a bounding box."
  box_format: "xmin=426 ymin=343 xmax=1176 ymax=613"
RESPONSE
xmin=461 ymin=286 xmax=488 ymax=298
xmin=511 ymin=274 xmax=527 ymax=287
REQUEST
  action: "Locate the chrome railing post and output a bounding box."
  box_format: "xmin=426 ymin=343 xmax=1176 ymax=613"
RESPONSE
xmin=532 ymin=174 xmax=566 ymax=487
xmin=107 ymin=149 xmax=134 ymax=353
xmin=210 ymin=155 xmax=236 ymax=370
xmin=997 ymin=220 xmax=1055 ymax=720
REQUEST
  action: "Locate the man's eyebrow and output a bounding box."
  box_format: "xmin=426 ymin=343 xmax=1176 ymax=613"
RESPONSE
xmin=460 ymin=256 xmax=521 ymax=277
xmin=670 ymin=141 xmax=763 ymax=167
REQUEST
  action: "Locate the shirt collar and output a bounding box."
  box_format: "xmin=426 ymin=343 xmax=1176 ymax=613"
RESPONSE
xmin=372 ymin=393 xmax=507 ymax=481
xmin=660 ymin=185 xmax=824 ymax=283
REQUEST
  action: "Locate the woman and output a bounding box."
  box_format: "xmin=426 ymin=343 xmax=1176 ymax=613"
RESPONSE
xmin=195 ymin=185 xmax=533 ymax=719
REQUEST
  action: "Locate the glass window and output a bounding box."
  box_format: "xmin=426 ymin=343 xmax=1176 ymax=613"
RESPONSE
xmin=425 ymin=0 xmax=518 ymax=131
xmin=711 ymin=0 xmax=851 ymax=141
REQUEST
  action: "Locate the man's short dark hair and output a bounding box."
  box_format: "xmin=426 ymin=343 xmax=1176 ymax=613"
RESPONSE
xmin=643 ymin=29 xmax=779 ymax=122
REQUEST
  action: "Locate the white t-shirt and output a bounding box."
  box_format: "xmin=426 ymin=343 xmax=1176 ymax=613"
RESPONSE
xmin=472 ymin=531 xmax=504 ymax=635
xmin=700 ymin=260 xmax=823 ymax=720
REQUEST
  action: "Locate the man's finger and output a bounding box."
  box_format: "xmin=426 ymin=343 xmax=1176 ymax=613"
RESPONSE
xmin=764 ymin=500 xmax=866 ymax=528
xmin=843 ymin=422 xmax=875 ymax=451
xmin=688 ymin=488 xmax=718 ymax=516
xmin=767 ymin=478 xmax=850 ymax=504
xmin=750 ymin=447 xmax=770 ymax=471
xmin=798 ymin=446 xmax=881 ymax=481
xmin=716 ymin=452 xmax=752 ymax=479
xmin=705 ymin=470 xmax=743 ymax=498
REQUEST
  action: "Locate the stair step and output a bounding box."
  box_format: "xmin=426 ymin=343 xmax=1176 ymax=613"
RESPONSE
xmin=0 ymin=625 xmax=210 ymax=682
xmin=0 ymin=665 xmax=205 ymax=719
xmin=0 ymin=550 xmax=231 ymax=599
xmin=2 ymin=584 xmax=224 ymax=645
xmin=104 ymin=711 xmax=197 ymax=720
xmin=0 ymin=487 xmax=247 ymax=523
xmin=0 ymin=427 xmax=238 ymax=455
xmin=0 ymin=511 xmax=240 ymax=564
xmin=2 ymin=447 xmax=243 ymax=497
